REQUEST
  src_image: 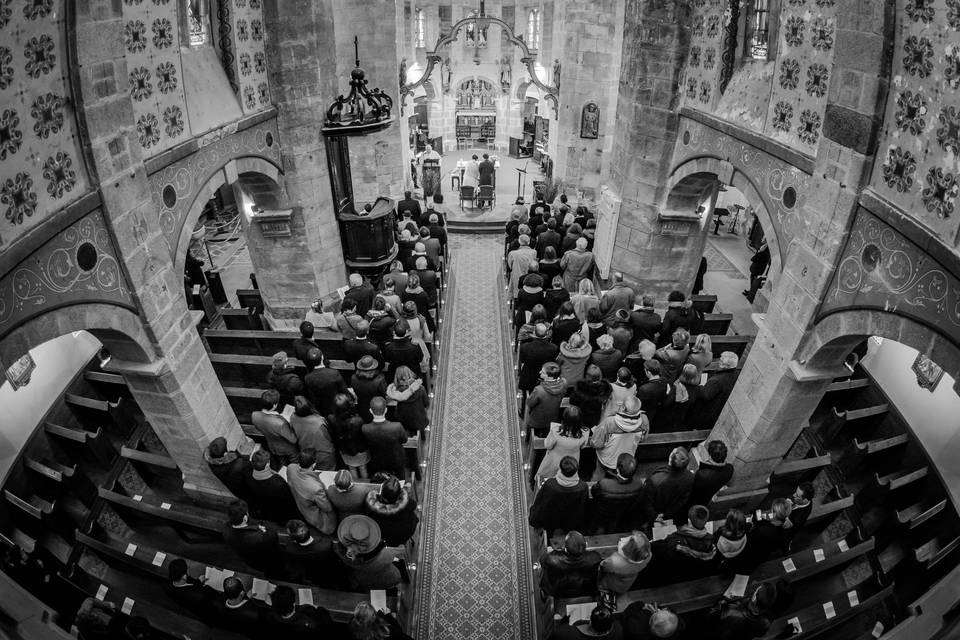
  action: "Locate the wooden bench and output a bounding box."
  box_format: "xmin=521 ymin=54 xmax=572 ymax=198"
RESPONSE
xmin=769 ymin=453 xmax=832 ymax=486
xmin=237 ymin=288 xmax=264 ymax=312
xmin=64 ymin=393 xmax=125 ymax=430
xmin=896 ymin=498 xmax=947 ymax=529
xmin=704 ymin=335 xmax=752 ymax=358
xmin=819 ymin=403 xmax=889 ymax=446
xmin=853 ymin=433 xmax=909 ymax=455
xmin=97 ymin=487 xmax=226 ymax=536
xmin=824 ymin=377 xmax=870 ymax=394
xmin=701 ymin=313 xmax=733 ymax=336
xmin=1 ymin=528 xmax=37 ymax=554
xmin=220 ymin=307 xmax=266 ymax=331
xmin=762 ymin=582 xmax=893 ymax=639
xmin=24 ymin=457 xmax=75 ymax=483
xmin=44 ymin=422 xmax=113 ymax=465
xmin=691 ymin=294 xmax=717 ymax=314
xmin=4 ymin=490 xmax=54 ymax=519
xmin=708 ymin=486 xmax=768 ymax=520
xmin=875 ymin=466 xmax=927 ymax=491
xmin=83 ymin=370 xmax=133 ymax=398
xmin=209 ymin=353 xmax=355 ymax=388
xmin=914 ymin=534 xmax=960 ymax=568
xmin=120 ymin=446 xmax=178 ymax=470
xmin=204 ymin=329 xmax=347 ymax=361
xmin=76 ymin=528 xmax=400 ymax=622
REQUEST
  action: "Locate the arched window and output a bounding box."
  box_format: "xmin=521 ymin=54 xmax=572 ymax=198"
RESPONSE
xmin=415 ymin=8 xmax=425 ymax=49
xmin=526 ymin=8 xmax=541 ymax=50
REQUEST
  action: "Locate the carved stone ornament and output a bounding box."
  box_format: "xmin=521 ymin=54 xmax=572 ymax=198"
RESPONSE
xmin=251 ymin=207 xmax=293 ymax=237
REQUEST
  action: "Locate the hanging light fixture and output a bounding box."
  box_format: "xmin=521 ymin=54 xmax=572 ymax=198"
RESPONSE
xmin=322 ymin=36 xmax=394 ymax=135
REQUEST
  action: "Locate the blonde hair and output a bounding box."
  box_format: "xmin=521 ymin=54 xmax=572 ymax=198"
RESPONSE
xmin=394 ymin=365 xmax=417 ymax=391
xmin=597 ymin=334 xmax=614 ymax=350
xmin=567 ymin=332 xmax=586 ymax=349
xmin=577 ymin=279 xmax=596 ymax=296
xmin=349 ymin=602 xmax=391 ymax=640
xmin=693 ymin=333 xmax=712 ymax=354
xmin=637 ymin=339 xmax=657 ymax=360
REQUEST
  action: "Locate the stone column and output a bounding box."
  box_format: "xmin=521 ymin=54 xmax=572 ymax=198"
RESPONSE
xmin=75 ymin=0 xmax=244 ymax=494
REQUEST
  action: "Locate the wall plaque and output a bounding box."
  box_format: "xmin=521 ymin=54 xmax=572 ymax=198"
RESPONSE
xmin=252 ymin=208 xmax=293 ymax=238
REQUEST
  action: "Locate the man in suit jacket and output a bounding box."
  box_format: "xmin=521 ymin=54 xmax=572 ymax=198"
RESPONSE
xmin=292 ymin=322 xmax=322 ymax=363
xmin=382 ymin=320 xmax=424 ymax=379
xmin=212 ymin=576 xmax=268 ymax=637
xmin=536 ymin=218 xmax=562 ymax=258
xmin=698 ymin=351 xmax=739 ymax=427
xmin=243 ymin=449 xmax=300 ymax=524
xmin=636 ymin=359 xmax=671 ymax=428
xmin=163 ymin=559 xmax=215 ymax=616
xmin=744 ymin=241 xmax=771 ymax=303
xmin=342 ymin=320 xmax=382 ymax=365
xmin=205 ymin=437 xmax=252 ymax=502
xmin=221 ymin=501 xmax=280 ymax=574
xmin=687 ymin=440 xmax=734 ymax=510
xmin=518 ymin=323 xmax=560 ymax=395
xmin=629 ymin=295 xmax=663 ymax=350
xmin=251 ymin=389 xmax=299 ymax=466
xmin=325 ymin=469 xmax=368 ymax=517
xmin=258 ymin=585 xmax=341 ymax=639
xmin=478 ymin=152 xmax=495 ymax=186
xmin=342 ymin=273 xmax=376 ymax=317
xmin=397 ymin=190 xmax=422 ymax=223
xmin=414 ymin=257 xmax=439 ymax=309
xmin=303 ymin=347 xmax=349 ymax=417
xmin=282 ymin=520 xmax=334 ymax=585
xmin=362 ymin=397 xmax=408 ymax=478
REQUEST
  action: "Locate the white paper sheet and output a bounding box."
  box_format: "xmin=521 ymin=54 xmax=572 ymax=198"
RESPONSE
xmin=370 ymin=590 xmax=388 ymax=612
xmin=121 ymin=598 xmax=134 ymax=615
xmin=848 ymin=591 xmax=859 ymax=607
xmin=95 ymin=584 xmax=108 ymax=601
xmin=204 ymin=567 xmax=225 ymax=591
xmin=723 ymin=574 xmax=749 ymax=599
xmin=838 ymin=539 xmax=849 ymax=552
xmin=250 ymin=578 xmax=274 ymax=602
xmin=298 ymin=588 xmax=314 ymax=607
xmin=160 ymin=502 xmax=171 ymax=510
xmin=813 ymin=548 xmax=825 ymax=562
xmin=782 ymin=558 xmax=796 ymax=573
xmin=823 ymin=601 xmax=836 ymax=619
xmin=152 ymin=551 xmax=166 ymax=567
xmin=872 ymin=622 xmax=885 ymax=638
xmin=281 ymin=404 xmax=295 ymax=422
xmin=124 ymin=543 xmax=137 ymax=556
xmin=566 ymin=602 xmax=594 ymax=624
xmin=788 ymin=617 xmax=802 ymax=633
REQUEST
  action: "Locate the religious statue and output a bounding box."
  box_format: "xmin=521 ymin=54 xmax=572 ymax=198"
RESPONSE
xmin=399 ymin=57 xmax=407 ymax=90
xmin=552 ymin=59 xmax=561 ymax=90
xmin=580 ymin=102 xmax=599 ymax=139
xmin=500 ymin=57 xmax=512 ymax=93
xmin=442 ymin=58 xmax=452 ymax=93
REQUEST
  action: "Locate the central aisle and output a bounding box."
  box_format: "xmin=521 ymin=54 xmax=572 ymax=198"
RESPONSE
xmin=415 ymin=235 xmax=536 ymax=639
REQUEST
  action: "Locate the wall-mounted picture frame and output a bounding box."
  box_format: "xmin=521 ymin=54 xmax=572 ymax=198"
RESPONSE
xmin=912 ymin=353 xmax=944 ymax=392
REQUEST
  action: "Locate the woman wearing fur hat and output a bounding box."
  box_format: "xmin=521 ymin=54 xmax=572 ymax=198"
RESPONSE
xmin=364 ymin=475 xmax=419 ymax=546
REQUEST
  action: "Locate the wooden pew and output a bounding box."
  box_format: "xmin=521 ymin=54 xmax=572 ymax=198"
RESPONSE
xmin=4 ymin=490 xmax=54 ymax=519
xmin=820 ymin=403 xmax=889 ymax=446
xmin=97 ymin=487 xmax=226 ymax=537
xmin=761 ymin=582 xmax=894 ymax=639
xmin=220 ymin=307 xmax=266 ymax=331
xmin=237 ymin=288 xmax=264 ymax=312
xmin=75 ymin=529 xmax=400 ymax=622
xmin=83 ymin=370 xmax=133 ymax=398
xmin=204 ymin=328 xmax=347 ymax=361
xmin=701 ymin=313 xmax=733 ymax=336
xmin=209 ymin=353 xmax=355 ymax=388
xmin=769 ymin=453 xmax=832 ymax=486
xmin=24 ymin=457 xmax=76 ymax=483
xmin=691 ymin=294 xmax=717 ymax=314
xmin=853 ymin=433 xmax=909 ymax=455
xmin=704 ymin=335 xmax=752 ymax=359
xmin=914 ymin=533 xmax=960 ymax=568
xmin=708 ymin=486 xmax=768 ymax=520
xmin=556 ymin=537 xmax=876 ymax=614
xmin=875 ymin=466 xmax=928 ymax=491
xmin=120 ymin=446 xmax=178 ymax=471
xmin=64 ymin=393 xmax=126 ymax=431
xmin=896 ymin=498 xmax=948 ymax=530
xmin=44 ymin=422 xmax=112 ymax=465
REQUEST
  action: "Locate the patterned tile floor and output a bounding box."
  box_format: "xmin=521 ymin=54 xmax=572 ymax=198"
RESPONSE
xmin=415 ymin=235 xmax=535 ymax=639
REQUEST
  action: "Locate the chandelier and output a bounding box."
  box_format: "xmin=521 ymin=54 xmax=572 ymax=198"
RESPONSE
xmin=322 ymin=36 xmax=394 ymax=135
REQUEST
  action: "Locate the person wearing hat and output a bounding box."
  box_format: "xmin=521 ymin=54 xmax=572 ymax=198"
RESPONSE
xmin=303 ymin=347 xmax=349 ymax=418
xmin=366 ymin=295 xmax=398 ymax=347
xmin=364 ymin=475 xmax=419 ymax=546
xmin=591 ymin=453 xmax=645 ymax=534
xmin=599 ymin=272 xmax=636 ymax=326
xmin=620 ymin=602 xmax=687 ymax=639
xmin=589 ymin=395 xmax=649 ymax=481
xmin=334 ymin=515 xmax=401 ymax=590
xmin=381 ymin=319 xmax=424 ymax=381
xmin=251 ymin=389 xmax=299 ymax=466
xmin=266 ymin=351 xmax=304 ymax=408
xmin=286 ymin=448 xmax=337 ymax=535
xmin=401 ymin=300 xmax=432 ymax=368
xmin=325 ymin=469 xmax=368 ymax=517
xmin=559 ymin=237 xmax=595 ymax=293
xmin=539 ymin=530 xmax=602 ymax=598
xmin=386 ymin=365 xmax=429 ymax=437
xmin=361 ymin=398 xmax=407 ymax=479
xmin=350 ymin=356 xmax=386 ymax=423
xmin=658 ymin=291 xmax=704 ymax=347
xmin=343 ymin=319 xmax=383 ymax=367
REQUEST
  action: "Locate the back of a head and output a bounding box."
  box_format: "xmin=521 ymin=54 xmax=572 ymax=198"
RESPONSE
xmin=379 ymin=475 xmax=402 ymax=503
xmin=332 ymin=393 xmax=354 ymax=415
xmin=596 ymin=334 xmax=614 ymax=351
xmin=260 ymin=388 xmax=280 ymax=410
xmin=519 ymin=234 xmax=530 ymax=246
xmin=418 ymin=225 xmax=430 ymax=239
xmin=642 ymin=294 xmax=655 ymax=308
xmin=168 ymin=558 xmax=188 ymax=582
xmin=354 ymin=319 xmax=369 ymax=338
xmin=688 ymin=504 xmax=709 ymax=529
xmin=559 ymin=456 xmax=579 ymax=478
xmin=223 ymin=576 xmax=244 ymax=600
xmin=621 ymin=532 xmax=651 ymax=561
xmin=568 ymin=223 xmax=582 ymax=235
xmin=306 ymin=347 xmax=324 ymax=367
xmin=668 ymin=447 xmax=690 ymax=471
xmin=680 ymin=363 xmax=699 ymax=385
xmin=370 ymin=396 xmax=387 ymax=416
xmin=707 ymin=440 xmax=728 ymax=464
xmin=125 ymin=616 xmax=150 ymax=640
xmin=529 ymin=303 xmax=548 ymax=324
xmin=638 ymin=339 xmax=657 ymax=360
xmin=294 ymin=395 xmax=316 ymax=418
xmin=298 ymin=447 xmax=317 ymax=469
xmin=584 ymin=364 xmax=602 ymax=383
xmin=667 ymin=290 xmax=685 ymax=303
xmin=406 ymin=272 xmax=420 ymax=288
xmin=372 ymin=296 xmax=387 ymax=312
xmin=251 ymin=449 xmax=270 ymax=471
xmin=644 ymin=358 xmax=661 ymax=376
xmin=393 ymin=317 xmax=410 ymax=337
xmin=753 ymin=583 xmax=777 ymax=613
xmin=723 ymin=509 xmax=747 ymax=537
xmin=672 ymin=328 xmax=690 ymax=348
xmin=349 ymin=273 xmax=363 ymax=287
xmin=335 ymin=469 xmax=353 ymax=490
xmin=567 ymin=331 xmax=585 ymax=349
xmin=798 ymin=481 xmax=816 ymax=501
xmin=564 ymin=530 xmax=587 ymax=558
xmin=561 ymin=406 xmax=583 ymax=434
xmin=270 ymin=585 xmax=296 ymax=616
xmin=533 ymin=322 xmax=549 ymax=339
xmin=208 ymin=437 xmax=227 ymax=460
xmin=694 ymin=333 xmax=712 ymax=353
xmin=616 ymin=453 xmax=637 ymax=479
xmin=544 ymin=246 xmax=558 ymax=261
xmin=770 ymin=498 xmax=792 ymax=523
xmin=720 ymin=350 xmax=739 ymax=369
xmin=575 ymin=236 xmax=588 ymax=250
xmin=589 ymin=607 xmax=614 ymax=633
xmin=227 ymin=500 xmax=248 ymax=525
xmin=617 ymin=367 xmax=634 ymax=385
xmin=404 ymin=190 xmax=411 ymax=199
xmin=342 ymin=298 xmax=358 ymax=313
xmin=542 ymin=361 xmax=561 ymax=379
xmin=415 ymin=256 xmax=428 ymax=270
xmin=299 ymin=321 xmax=314 ymax=338
xmin=287 ymin=519 xmax=309 ymax=543
xmin=649 ymin=609 xmax=679 ymax=638
xmin=587 ymin=307 xmax=603 ymax=324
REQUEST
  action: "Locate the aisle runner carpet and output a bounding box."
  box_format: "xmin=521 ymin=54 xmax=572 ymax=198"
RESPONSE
xmin=416 ymin=236 xmax=535 ymax=639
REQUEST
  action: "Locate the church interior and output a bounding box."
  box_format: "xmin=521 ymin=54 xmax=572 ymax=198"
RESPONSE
xmin=1 ymin=0 xmax=960 ymax=638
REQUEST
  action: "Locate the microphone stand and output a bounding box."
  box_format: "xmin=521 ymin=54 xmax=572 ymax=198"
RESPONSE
xmin=515 ymin=160 xmax=532 ymax=202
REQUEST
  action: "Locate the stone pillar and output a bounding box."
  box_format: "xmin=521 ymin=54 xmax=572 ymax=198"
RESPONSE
xmin=75 ymin=0 xmax=244 ymax=493
xmin=262 ymin=0 xmax=347 ymax=310
xmin=551 ymin=0 xmax=625 ymax=198
xmin=607 ymin=0 xmax=691 ymax=293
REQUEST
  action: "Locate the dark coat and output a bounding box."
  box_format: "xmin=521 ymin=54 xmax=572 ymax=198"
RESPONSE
xmin=304 ymin=367 xmax=349 ymax=417
xmin=479 ymin=159 xmax=495 ymax=185
xmin=221 ymin=520 xmax=280 ymax=573
xmin=365 ymin=491 xmax=420 ymax=546
xmin=351 ymin=372 xmax=387 ymax=422
xmin=629 ymin=309 xmax=662 ymax=349
xmin=292 ymin=337 xmax=322 ymax=363
xmin=635 ymin=379 xmax=671 ymax=426
xmin=642 ymin=467 xmax=694 ymax=524
xmin=659 ymin=307 xmax=704 ymax=347
xmin=737 ymin=521 xmax=789 ymax=570
xmin=397 ymin=198 xmax=422 ymax=221
xmin=688 ymin=460 xmax=734 ymax=509
xmin=343 ymin=283 xmax=376 ymax=317
xmin=210 ymin=597 xmax=268 ymax=638
xmin=698 ymin=369 xmax=739 ymax=427
xmin=206 ymin=452 xmax=253 ymax=502
xmin=551 ymin=317 xmax=582 ymax=347
xmin=242 ymin=472 xmax=301 ymax=524
xmin=537 ymin=229 xmax=562 ymax=258
xmin=539 ymin=549 xmax=603 ymax=598
xmin=267 ymin=369 xmax=305 ymax=407
xmin=569 ymin=379 xmax=612 ymax=429
xmin=164 ymin=579 xmax=217 ymax=617
xmin=259 ymin=605 xmax=341 ymax=640
xmin=282 ymin=536 xmax=335 ymax=586
xmin=591 ymin=475 xmax=646 ymax=533
xmin=343 ymin=338 xmax=382 ymax=365
xmin=654 ymin=382 xmax=703 ymax=431
xmin=394 ymin=385 xmax=429 ymax=434
xmin=361 ymin=419 xmax=408 ymax=478
xmin=543 ymin=287 xmax=570 ymax=319
xmin=368 ymin=315 xmax=397 ymax=345
xmin=529 ymin=479 xmax=589 ymax=535
xmin=382 ymin=337 xmax=424 ymax=379
xmin=708 ymin=596 xmax=771 ymax=640
xmin=750 ymin=246 xmax=771 ymax=277
xmin=518 ymin=338 xmax=560 ymax=392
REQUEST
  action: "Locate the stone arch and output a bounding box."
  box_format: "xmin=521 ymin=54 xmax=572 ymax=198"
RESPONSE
xmin=666 ymin=156 xmax=783 ymax=279
xmin=172 ymin=158 xmax=285 ymax=282
xmin=797 ymin=309 xmax=960 ymax=382
xmin=0 ymin=304 xmax=155 ymax=366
